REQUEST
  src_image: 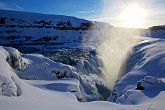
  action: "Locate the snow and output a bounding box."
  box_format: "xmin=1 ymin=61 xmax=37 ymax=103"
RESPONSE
xmin=0 ymin=42 xmax=165 ymax=110
xmin=26 ymin=79 xmax=85 ymax=101
xmin=19 ymin=54 xmax=77 ymax=80
xmin=0 ymin=46 xmax=19 ymax=96
xmin=0 ymin=9 xmax=91 ymax=46
xmin=114 ymin=77 xmax=165 ymax=105
xmin=0 ymin=47 xmax=109 ymax=101
xmin=108 ymin=38 xmax=165 ymax=108
xmin=0 ymin=9 xmax=115 ymax=51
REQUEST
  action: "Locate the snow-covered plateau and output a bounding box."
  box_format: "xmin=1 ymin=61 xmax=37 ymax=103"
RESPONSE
xmin=0 ymin=9 xmax=165 ymax=110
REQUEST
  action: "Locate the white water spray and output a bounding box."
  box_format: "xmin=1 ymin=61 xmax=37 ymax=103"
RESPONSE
xmin=83 ymin=0 xmax=145 ymax=90
xmin=97 ymin=28 xmax=140 ymax=89
xmin=90 ymin=0 xmax=144 ymax=90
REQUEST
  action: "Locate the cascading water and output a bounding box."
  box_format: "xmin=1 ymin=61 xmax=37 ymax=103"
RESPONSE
xmin=83 ymin=24 xmax=141 ymax=90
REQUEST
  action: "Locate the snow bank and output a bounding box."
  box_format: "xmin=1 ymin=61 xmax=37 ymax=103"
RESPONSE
xmin=108 ymin=39 xmax=165 ymax=104
xmin=0 ymin=46 xmax=80 ymax=99
xmin=113 ymin=76 xmax=165 ymax=104
xmin=0 ymin=46 xmax=19 ymax=96
xmin=0 ymin=46 xmax=87 ymax=101
xmin=26 ymin=78 xmax=86 ymax=102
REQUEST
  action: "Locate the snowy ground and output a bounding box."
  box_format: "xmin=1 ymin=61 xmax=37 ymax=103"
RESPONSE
xmin=0 ymin=78 xmax=164 ymax=110
xmin=0 ymin=35 xmax=165 ymax=109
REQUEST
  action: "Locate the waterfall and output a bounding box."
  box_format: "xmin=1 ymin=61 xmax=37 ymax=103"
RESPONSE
xmin=97 ymin=28 xmax=140 ymax=89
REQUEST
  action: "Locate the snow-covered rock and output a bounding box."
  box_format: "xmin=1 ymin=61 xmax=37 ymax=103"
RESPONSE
xmin=113 ymin=76 xmax=165 ymax=105
xmin=136 ymin=76 xmax=162 ymax=90
xmin=3 ymin=47 xmax=27 ymax=70
xmin=0 ymin=46 xmax=19 ymax=96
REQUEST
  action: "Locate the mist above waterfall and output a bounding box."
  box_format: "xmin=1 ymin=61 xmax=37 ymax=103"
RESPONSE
xmin=81 ymin=0 xmax=144 ymax=90
xmin=97 ymin=28 xmax=141 ymax=89
xmin=82 ymin=21 xmax=142 ymax=90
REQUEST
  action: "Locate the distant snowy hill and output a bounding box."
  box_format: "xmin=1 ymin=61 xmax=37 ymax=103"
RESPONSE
xmin=0 ymin=9 xmax=113 ymax=51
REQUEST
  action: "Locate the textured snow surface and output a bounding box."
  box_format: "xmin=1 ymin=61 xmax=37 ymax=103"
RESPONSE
xmin=108 ymin=38 xmax=165 ymax=108
xmin=0 ymin=46 xmax=21 ymax=97
xmin=19 ymin=54 xmax=77 ymax=80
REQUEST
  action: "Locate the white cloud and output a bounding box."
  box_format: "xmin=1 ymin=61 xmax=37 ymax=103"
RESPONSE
xmin=0 ymin=2 xmax=23 ymax=11
xmin=76 ymin=10 xmax=96 ymax=14
xmin=13 ymin=3 xmax=24 ymax=10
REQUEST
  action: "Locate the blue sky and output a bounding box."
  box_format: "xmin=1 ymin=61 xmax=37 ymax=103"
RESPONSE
xmin=0 ymin=0 xmax=102 ymax=18
xmin=0 ymin=0 xmax=165 ymax=28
